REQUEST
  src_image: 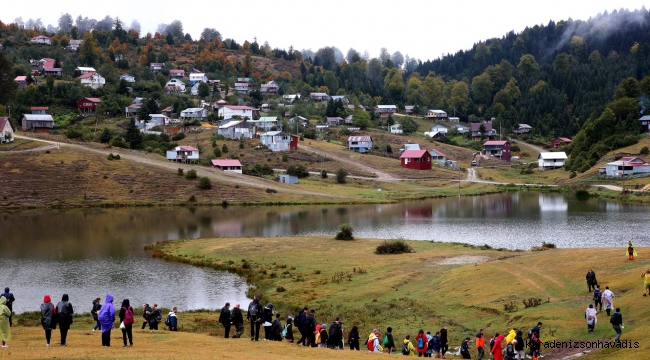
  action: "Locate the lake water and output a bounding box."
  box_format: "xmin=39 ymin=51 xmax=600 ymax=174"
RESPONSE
xmin=2 ymin=192 xmax=649 ymax=313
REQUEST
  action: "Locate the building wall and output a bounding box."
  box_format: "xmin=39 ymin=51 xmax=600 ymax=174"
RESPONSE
xmin=401 ymin=155 xmax=432 ymax=170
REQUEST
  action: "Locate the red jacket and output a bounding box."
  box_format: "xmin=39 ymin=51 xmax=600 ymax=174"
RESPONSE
xmin=491 ymin=334 xmax=505 ymax=360
xmin=415 ymin=333 xmax=427 ymax=354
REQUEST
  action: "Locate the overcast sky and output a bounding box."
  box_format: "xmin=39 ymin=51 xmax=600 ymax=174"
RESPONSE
xmin=2 ymin=0 xmax=648 ymax=61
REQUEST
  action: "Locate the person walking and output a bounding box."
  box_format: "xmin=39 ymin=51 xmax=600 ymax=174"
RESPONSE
xmin=490 ymin=334 xmax=505 ymax=360
xmin=295 ymin=307 xmax=308 ymax=345
xmin=0 ymin=296 xmax=11 ymax=348
xmin=119 ymin=299 xmax=134 ymax=347
xmin=593 ymin=285 xmax=603 ymax=312
xmin=384 ymin=326 xmax=396 ymax=354
xmin=149 ymin=304 xmax=161 ymax=330
xmin=166 ymin=307 xmax=178 ymax=331
xmin=262 ymin=303 xmax=274 ymax=340
xmin=401 ymin=334 xmax=415 ymax=356
xmin=586 ymin=269 xmax=598 ymax=292
xmin=425 ymin=332 xmax=434 ymax=358
xmin=460 ymin=337 xmax=472 ymax=359
xmin=91 ymin=297 xmax=102 ymax=331
xmin=602 ymin=286 xmax=615 ymax=316
xmin=0 ymin=289 xmax=15 ymax=328
xmin=218 ymin=302 xmax=232 ymax=338
xmin=283 ymin=317 xmax=294 ymax=343
xmin=40 ymin=295 xmax=55 ymax=347
xmin=476 ymin=329 xmax=485 ymax=360
xmin=317 ymin=323 xmax=328 ymax=347
xmin=505 ymin=340 xmax=517 ymax=360
xmin=585 ymin=304 xmax=597 ymax=332
xmin=642 ymin=269 xmax=650 ymax=297
xmin=369 ymin=331 xmax=382 ymax=352
xmin=306 ymin=309 xmax=317 ymax=347
xmin=440 ymin=326 xmax=449 ymax=359
xmin=246 ymin=295 xmax=263 ymax=341
xmin=231 ymin=303 xmax=244 ymax=338
xmin=432 ymin=331 xmax=442 ymax=358
xmin=56 ymin=294 xmax=74 ymax=346
xmin=141 ymin=304 xmax=152 ymax=330
xmin=348 ymin=325 xmax=360 ymax=350
xmin=271 ymin=314 xmax=283 ymax=341
xmin=610 ymin=307 xmax=624 ymax=344
xmin=627 ymin=241 xmax=637 ymax=260
xmin=415 ymin=329 xmax=427 ymax=357
xmin=328 ymin=317 xmax=343 ymax=349
xmin=514 ymin=330 xmax=525 ymax=360
xmin=98 ymin=293 xmax=115 ymax=347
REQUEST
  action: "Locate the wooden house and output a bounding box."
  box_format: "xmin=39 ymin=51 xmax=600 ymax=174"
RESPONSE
xmin=250 ymin=117 xmax=280 ymax=132
xmin=513 ymin=124 xmax=532 ymax=135
xmin=180 ymin=108 xmax=208 ymax=121
xmin=119 ymin=74 xmax=135 ymax=83
xmin=78 ymin=72 xmax=105 ymax=89
xmin=348 ymin=136 xmax=372 ymax=153
xmin=428 ymin=148 xmax=447 ymax=166
xmin=327 ymin=117 xmax=344 ymax=126
xmin=211 ymin=159 xmax=243 ymax=174
xmin=189 ymin=73 xmax=207 ymax=85
xmin=234 ymin=82 xmax=250 ymax=94
xmin=551 ymin=137 xmax=572 ymax=149
xmin=259 ymin=131 xmax=298 ymax=152
xmin=30 ymin=35 xmax=51 ymax=44
xmin=276 ymin=174 xmax=298 ymax=184
xmin=74 ymin=67 xmax=96 ymax=77
xmin=471 ymin=122 xmax=497 ymax=140
xmin=427 ymin=109 xmax=447 ymax=120
xmin=310 ymin=92 xmax=329 ymax=102
xmin=169 ymin=69 xmax=185 ymax=78
xmin=483 ymin=140 xmax=511 ymax=161
xmin=538 ymin=152 xmax=567 ymax=170
xmin=77 ymin=98 xmax=101 ymax=116
xmin=150 ymin=63 xmax=165 ymax=73
xmin=218 ymin=105 xmax=254 ymax=119
xmin=260 ymin=80 xmax=279 ymax=94
xmin=404 ymin=105 xmax=415 ymax=115
xmin=166 ymin=146 xmax=199 ymax=163
xmin=390 ymin=124 xmax=403 ymax=134
xmin=14 ymin=76 xmax=28 ymax=89
xmin=31 ymin=106 xmax=48 ymax=115
xmin=218 ymin=120 xmax=253 ymax=139
xmin=640 ymin=115 xmax=650 ymax=132
xmin=605 ymin=157 xmax=650 ymax=177
xmin=400 ymin=150 xmax=432 ymax=170
xmin=22 ymin=114 xmax=54 ymax=132
xmin=375 ymin=105 xmax=397 ymax=117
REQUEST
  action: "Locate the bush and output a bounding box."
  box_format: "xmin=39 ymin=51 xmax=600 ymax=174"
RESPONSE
xmin=569 ymin=171 xmax=577 ymax=179
xmin=222 ymin=144 xmax=229 ymax=153
xmin=239 ymin=141 xmax=244 ymax=149
xmin=66 ymin=128 xmax=83 ymax=139
xmin=213 ymin=147 xmax=222 ymax=157
xmin=321 ymin=169 xmax=328 ymax=178
xmin=99 ymin=128 xmax=113 ymax=143
xmin=335 ymin=223 xmax=354 ymax=240
xmin=287 ymin=165 xmax=309 ymax=178
xmin=375 ymin=240 xmax=414 ymax=254
xmin=336 ymin=168 xmax=348 ymax=184
xmin=211 ymin=140 xmax=217 ymax=148
xmin=282 ymin=154 xmax=288 ymax=162
xmin=110 ymin=137 xmax=128 ymax=148
xmin=197 ymin=177 xmax=211 ymax=190
xmin=641 ymin=146 xmax=649 ymax=155
xmin=511 ymin=145 xmax=521 ymax=152
xmin=171 ymin=133 xmax=186 ymax=141
xmin=185 ymin=169 xmax=197 ymax=180
xmin=107 ymin=153 xmax=121 ymax=160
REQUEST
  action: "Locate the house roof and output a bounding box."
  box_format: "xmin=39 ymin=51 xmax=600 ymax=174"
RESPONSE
xmin=150 ymin=63 xmax=164 ymax=67
xmin=432 ymin=124 xmax=448 ymax=129
xmin=404 ymin=105 xmax=415 ymax=110
xmin=181 ymin=108 xmax=205 ymax=113
xmin=327 ymin=117 xmax=343 ymax=121
xmin=161 ymin=106 xmax=173 ymax=112
xmin=177 ymin=146 xmax=198 ymax=151
xmin=349 ymin=136 xmax=371 ymax=142
xmin=400 ymin=150 xmax=428 ymax=159
xmin=190 ymin=72 xmax=205 ymax=77
xmin=484 ymin=140 xmax=509 ymax=146
xmin=258 ymin=117 xmax=278 ymax=121
xmin=215 ymin=100 xmax=228 ymax=104
xmin=404 ymin=144 xmax=420 ymax=150
xmin=428 ymin=109 xmax=446 ymax=114
xmin=262 ymin=131 xmax=286 ymax=136
xmin=538 ymin=152 xmax=567 ymax=160
xmin=377 ymin=105 xmax=397 ymax=109
xmin=119 ymin=74 xmax=134 ymax=78
xmin=15 ymin=76 xmax=26 ymax=81
xmin=30 ymin=106 xmax=48 ymax=111
xmin=211 ymin=159 xmax=242 ymax=167
xmin=42 ymin=60 xmax=55 ymax=69
xmin=81 ymin=97 xmax=101 ymax=103
xmin=0 ymin=117 xmax=13 ymax=132
xmin=639 ymin=115 xmax=650 ymax=121
xmin=310 ymin=92 xmax=328 ymax=96
xmin=169 ymin=69 xmax=185 ymax=74
xmin=32 ymin=35 xmax=50 ymax=39
xmin=78 ymin=71 xmax=99 ymax=79
xmin=429 ymin=148 xmax=447 ymax=157
xmin=225 ymin=106 xmax=253 ymax=110
xmin=607 ymin=157 xmax=649 ymax=166
xmin=234 ymin=82 xmax=249 ymax=87
xmin=23 ymin=114 xmax=54 ymax=121
xmin=555 ymin=137 xmax=572 ymax=142
xmin=518 ymin=124 xmax=532 ymax=129
xmin=471 ymin=122 xmax=493 ymax=132
xmin=219 ymin=120 xmax=245 ymax=129
xmin=75 ymin=67 xmax=96 ymax=72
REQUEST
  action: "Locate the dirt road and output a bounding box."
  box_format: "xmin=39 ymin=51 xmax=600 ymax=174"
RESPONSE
xmin=299 ymin=144 xmax=397 ymax=180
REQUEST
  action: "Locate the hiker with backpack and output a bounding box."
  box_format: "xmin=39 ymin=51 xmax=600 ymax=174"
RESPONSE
xmin=247 ymin=295 xmax=263 ymax=341
xmin=0 ymin=288 xmax=15 ymax=328
xmin=348 ymin=325 xmax=360 ymax=350
xmin=283 ymin=317 xmax=293 ymax=342
xmin=231 ymin=304 xmax=244 ymax=338
xmin=119 ymin=299 xmax=134 ymax=347
xmin=642 ymin=268 xmax=650 ymax=297
xmin=98 ymin=294 xmax=115 ymax=346
xmin=610 ymin=307 xmax=624 ymax=344
xmin=165 ymin=307 xmax=178 ymax=331
xmin=56 ymin=294 xmax=74 ymax=347
xmin=367 ymin=331 xmax=382 ymax=352
xmin=514 ymin=330 xmax=525 ymax=360
xmin=431 ymin=331 xmax=441 ymax=358
xmin=401 ymin=334 xmax=415 ymax=355
xmin=585 ymin=304 xmax=597 ymax=332
xmin=317 ymin=323 xmax=328 ymax=347
xmin=593 ymin=285 xmax=603 ymax=312
xmin=306 ymin=309 xmax=317 ymax=347
xmin=586 ymin=269 xmax=598 ymax=292
xmin=149 ymin=304 xmax=161 ymax=330
xmin=505 ymin=339 xmax=517 ymax=360
xmin=91 ymin=297 xmax=101 ymax=331
xmin=295 ymin=307 xmax=308 ymax=345
xmin=415 ymin=329 xmax=427 ymax=357
xmin=141 ymin=304 xmax=152 ymax=330
xmin=328 ymin=317 xmax=343 ymax=349
xmin=475 ymin=329 xmax=485 ymax=360
xmin=383 ymin=326 xmax=395 ymax=354
xmin=41 ymin=294 xmax=55 ymax=347
xmin=424 ymin=332 xmax=433 ymax=357
xmin=529 ymin=331 xmax=541 ymax=360
xmin=439 ymin=326 xmax=449 ymax=359
xmin=218 ymin=302 xmax=232 ymax=338
xmin=271 ymin=313 xmax=283 ymax=341
xmin=460 ymin=337 xmax=471 ymax=359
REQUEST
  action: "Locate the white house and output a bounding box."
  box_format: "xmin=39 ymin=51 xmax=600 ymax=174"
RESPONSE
xmin=259 ymin=131 xmax=297 ymax=152
xmin=218 ymin=105 xmax=254 ymax=119
xmin=30 ymin=35 xmax=51 ymax=45
xmin=289 ymin=116 xmax=308 ymax=126
xmin=538 ymin=152 xmax=567 ymax=170
xmin=189 ymin=72 xmax=207 ymax=85
xmin=218 ymin=120 xmax=253 ymax=139
xmin=514 ymin=124 xmax=533 ymax=135
xmin=119 ymin=74 xmax=135 ymax=83
xmin=427 ymin=109 xmax=448 ymax=120
xmin=148 ymin=114 xmax=170 ymax=126
xmin=166 ymin=146 xmax=199 ymax=163
xmin=429 ymin=148 xmax=447 ymax=166
xmin=431 ymin=124 xmax=448 ymax=134
xmin=448 ymin=117 xmax=460 ymax=123
xmin=390 ymin=124 xmax=403 ymax=134
xmin=250 ymin=117 xmax=280 ymax=132
xmin=316 ymin=125 xmax=329 ymax=132
xmin=605 ymin=157 xmax=650 ymax=177
xmin=78 ymin=72 xmax=106 ymax=89
xmin=165 ymin=79 xmax=186 ymax=92
xmin=283 ymin=94 xmax=301 ymax=104
xmin=0 ymin=117 xmax=15 ymax=143
xmin=348 ymin=136 xmax=372 ymax=153
xmin=180 ymin=108 xmax=208 ymax=121
xmin=277 ymin=174 xmax=299 ymax=184
xmin=211 ymin=159 xmax=243 ymax=173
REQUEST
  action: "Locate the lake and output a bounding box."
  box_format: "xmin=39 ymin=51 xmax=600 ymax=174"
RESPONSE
xmin=1 ymin=192 xmax=648 ymax=313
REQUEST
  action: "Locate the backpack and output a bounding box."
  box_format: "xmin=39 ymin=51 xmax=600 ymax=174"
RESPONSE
xmin=249 ymin=303 xmax=259 ymax=317
xmin=383 ymin=334 xmax=389 ymax=346
xmin=123 ymin=307 xmax=134 ymax=325
xmin=428 ymin=337 xmax=435 ymax=350
xmin=417 ymin=336 xmax=424 ymax=349
xmin=367 ymin=338 xmax=374 ymax=351
xmin=294 ymin=313 xmax=302 ymax=327
xmin=489 ymin=337 xmax=495 ymax=350
xmin=282 ymin=324 xmax=288 ymax=338
xmin=402 ymin=343 xmax=410 ymax=355
xmin=165 ymin=315 xmax=171 ymax=327
xmin=593 ymin=289 xmax=601 ymax=301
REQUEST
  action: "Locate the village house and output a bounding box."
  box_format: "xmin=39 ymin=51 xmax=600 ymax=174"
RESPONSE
xmin=348 ymin=136 xmax=372 ymax=153
xmin=347 ymin=127 xmax=360 ymax=133
xmin=119 ymin=74 xmax=135 ymax=83
xmin=260 ymin=80 xmax=279 ymax=94
xmin=431 ymin=124 xmax=448 ymax=134
xmin=211 ymin=159 xmax=243 ymax=174
xmin=330 ymin=95 xmax=349 ymax=104
xmin=400 ymin=150 xmax=432 ymax=170
xmin=448 ymin=117 xmax=460 ymax=123
xmin=237 ymin=77 xmax=251 ymax=83
xmin=31 ymin=106 xmax=48 ymax=115
xmin=161 ymin=106 xmax=174 ymax=118
xmin=316 ymin=125 xmax=329 ymax=132
xmin=375 ymin=105 xmax=397 ymax=117
xmin=310 ymin=92 xmax=329 ymax=102
xmin=78 ymin=72 xmax=105 ymax=89
xmin=259 ymin=131 xmax=298 ymax=152
xmin=402 ymin=144 xmax=421 ymax=152
xmin=41 ymin=57 xmax=62 ymax=76
xmin=513 ymin=124 xmax=533 ymax=135
xmin=148 ymin=114 xmax=170 ymax=126
xmin=0 ymin=117 xmax=15 ymax=143
xmin=77 ymin=97 xmax=101 ymax=116
xmin=347 ymin=104 xmax=365 ymax=111
xmin=169 ymin=69 xmax=185 ymax=78
xmin=483 ymin=140 xmax=511 ymax=161
xmin=276 ymin=174 xmax=298 ymax=184
xmin=218 ymin=105 xmax=254 ymax=119
xmin=345 ymin=115 xmax=353 ymax=125
xmin=605 ymin=157 xmax=650 ymax=177
xmin=428 ymin=148 xmax=447 ymax=166
xmin=213 ymin=99 xmax=228 ymax=110
xmin=234 ymin=82 xmax=250 ymax=94
xmin=165 ymin=79 xmax=186 ymax=92
xmin=74 ymin=67 xmax=96 ymax=76
xmin=30 ymin=35 xmax=51 ymax=45
xmin=22 ymin=114 xmax=54 ymax=132
xmin=289 ymin=116 xmax=308 ymax=127
xmin=551 ymin=137 xmax=572 ymax=149
xmin=166 ymin=146 xmax=199 ymax=163
xmin=471 ymin=122 xmax=498 ymax=140
xmin=427 ymin=109 xmax=448 ymax=120
xmin=283 ymin=94 xmax=301 ymax=104
xmin=189 ymin=72 xmax=207 ymax=85
xmin=639 ymin=115 xmax=650 ymax=132
xmin=68 ymin=39 xmax=82 ymax=50
xmin=404 ymin=105 xmax=415 ymax=115
xmin=390 ymin=124 xmax=403 ymax=134
xmin=250 ymin=117 xmax=280 ymax=132
xmin=125 ymin=103 xmax=141 ymax=118
xmin=150 ymin=63 xmax=165 ymax=73
xmin=218 ymin=119 xmax=254 ymax=139
xmin=452 ymin=124 xmax=469 ymax=134
xmin=180 ymin=108 xmax=208 ymax=121
xmin=327 ymin=117 xmax=344 ymax=127
xmin=14 ymin=76 xmax=28 ymax=89
xmin=538 ymin=152 xmax=567 ymax=170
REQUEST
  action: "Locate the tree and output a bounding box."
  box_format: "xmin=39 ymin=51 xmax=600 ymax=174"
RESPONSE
xmin=615 ymin=77 xmax=640 ymax=100
xmin=198 ymin=82 xmax=210 ymax=99
xmin=95 ymin=15 xmax=114 ymax=31
xmin=400 ymin=117 xmax=418 ymax=134
xmin=78 ymin=32 xmax=99 ymax=67
xmin=471 ymin=73 xmax=494 ymax=104
xmin=124 ymin=119 xmax=143 ymax=149
xmin=450 ymin=81 xmax=469 ymax=110
xmin=518 ymin=54 xmax=539 ymax=76
xmin=379 ymin=48 xmax=390 ymax=64
xmin=336 ymin=169 xmax=348 ymax=184
xmin=130 ymin=20 xmax=141 ymax=35
xmin=138 ymin=98 xmax=160 ymax=122
xmin=58 ymin=13 xmax=73 ymax=32
xmin=287 ymin=165 xmax=309 ymax=178
xmin=200 ymin=28 xmax=222 ymax=42
xmin=99 ymin=128 xmax=112 ymax=143
xmin=242 ymin=52 xmax=254 ymax=76
xmin=197 ymin=177 xmax=212 ymax=190
xmin=335 ymin=223 xmax=354 ymax=240
xmin=383 ymin=68 xmax=404 ymax=104
xmin=166 ymin=33 xmax=174 ymax=45
xmin=0 ymin=53 xmax=17 ymax=104
xmin=352 ymin=109 xmax=372 ymax=129
xmin=391 ymin=51 xmax=404 ymax=69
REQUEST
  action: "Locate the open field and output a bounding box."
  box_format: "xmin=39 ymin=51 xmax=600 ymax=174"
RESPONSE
xmin=146 ymin=236 xmax=650 ymax=360
xmin=0 ymin=138 xmax=45 ymax=151
xmin=478 ymin=166 xmax=572 ymax=185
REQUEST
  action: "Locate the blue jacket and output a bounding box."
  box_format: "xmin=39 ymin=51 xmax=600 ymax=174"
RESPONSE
xmin=432 ymin=336 xmax=441 ymax=351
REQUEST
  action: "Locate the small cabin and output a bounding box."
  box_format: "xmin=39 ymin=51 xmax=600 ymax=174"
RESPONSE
xmin=166 ymin=146 xmax=199 ymax=163
xmin=400 ymin=150 xmax=432 ymax=170
xmin=211 ymin=159 xmax=243 ymax=174
xmin=276 ymin=174 xmax=298 ymax=184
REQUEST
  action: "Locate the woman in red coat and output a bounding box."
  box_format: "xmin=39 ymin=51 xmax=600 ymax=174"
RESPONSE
xmin=491 ymin=334 xmax=505 ymax=360
xmin=415 ymin=329 xmax=428 ymax=356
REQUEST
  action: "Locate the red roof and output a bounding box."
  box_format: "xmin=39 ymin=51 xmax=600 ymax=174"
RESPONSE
xmin=400 ymin=150 xmax=428 ymax=159
xmin=78 ymin=71 xmax=97 ymax=79
xmin=0 ymin=117 xmax=12 ymax=132
xmin=169 ymin=69 xmax=185 ymax=73
xmin=31 ymin=106 xmax=49 ymax=111
xmin=15 ymin=76 xmax=26 ymax=81
xmin=556 ymin=137 xmax=572 ymax=142
xmin=216 ymin=100 xmax=228 ymax=104
xmin=179 ymin=146 xmax=198 ymax=151
xmin=43 ymin=60 xmax=55 ymax=69
xmin=211 ymin=159 xmax=242 ymax=167
xmin=484 ymin=141 xmax=509 ymax=146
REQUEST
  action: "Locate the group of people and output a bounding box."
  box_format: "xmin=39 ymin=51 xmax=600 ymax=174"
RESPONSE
xmin=584 ymin=268 xmax=628 ymax=345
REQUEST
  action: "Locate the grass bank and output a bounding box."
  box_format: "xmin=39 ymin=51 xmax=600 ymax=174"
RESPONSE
xmin=145 ymin=236 xmax=650 ymax=360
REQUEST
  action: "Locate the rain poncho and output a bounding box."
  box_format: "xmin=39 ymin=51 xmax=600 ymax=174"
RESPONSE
xmin=586 ymin=307 xmax=597 ymax=326
xmin=97 ymin=293 xmax=115 ymax=333
xmin=602 ymin=289 xmax=615 ymax=310
xmin=627 ymin=242 xmax=637 ymax=257
xmin=505 ymin=329 xmax=517 ymax=344
xmin=0 ymin=296 xmax=11 ymax=341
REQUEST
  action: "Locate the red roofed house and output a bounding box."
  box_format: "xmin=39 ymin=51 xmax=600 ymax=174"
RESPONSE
xmin=400 ymin=150 xmax=432 ymax=170
xmin=605 ymin=157 xmax=650 ymax=176
xmin=211 ymin=159 xmax=243 ymax=174
xmin=78 ymin=72 xmax=105 ymax=89
xmin=551 ymin=137 xmax=572 ymax=149
xmin=0 ymin=117 xmax=15 ymax=143
xmin=15 ymin=76 xmax=28 ymax=89
xmin=166 ymin=146 xmax=200 ymax=163
xmin=483 ymin=140 xmax=511 ymax=161
xmin=77 ymin=98 xmax=101 ymax=116
xmin=169 ymin=69 xmax=185 ymax=78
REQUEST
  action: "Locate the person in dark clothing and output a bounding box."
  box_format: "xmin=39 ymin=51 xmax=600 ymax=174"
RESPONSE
xmin=348 ymin=325 xmax=360 ymax=350
xmin=284 ymin=317 xmax=294 ymax=342
xmin=460 ymin=337 xmax=471 ymax=359
xmin=586 ymin=269 xmax=598 ymax=292
xmin=119 ymin=299 xmax=134 ymax=347
xmin=149 ymin=304 xmax=161 ymax=330
xmin=218 ymin=302 xmax=232 ymax=338
xmin=514 ymin=330 xmax=525 ymax=360
xmin=505 ymin=340 xmax=517 ymax=360
xmin=0 ymin=288 xmax=15 ymax=327
xmin=262 ymin=303 xmax=274 ymax=340
xmin=384 ymin=326 xmax=396 ymax=354
xmin=271 ymin=313 xmax=283 ymax=341
xmin=439 ymin=326 xmax=449 ymax=359
xmin=529 ymin=322 xmax=542 ymax=339
xmin=56 ymin=294 xmax=73 ymax=346
xmin=318 ymin=323 xmax=328 ymax=347
xmin=91 ymin=298 xmax=102 ymax=331
xmin=231 ymin=304 xmax=244 ymax=338
xmin=610 ymin=308 xmax=623 ymax=343
xmin=295 ymin=307 xmax=308 ymax=345
xmin=41 ymin=294 xmax=55 ymax=347
xmin=166 ymin=307 xmax=178 ymax=331
xmin=306 ymin=309 xmax=317 ymax=347
xmin=246 ymin=295 xmax=264 ymax=341
xmin=593 ymin=286 xmax=603 ymax=312
xmin=141 ymin=304 xmax=152 ymax=330
xmin=328 ymin=317 xmax=343 ymax=349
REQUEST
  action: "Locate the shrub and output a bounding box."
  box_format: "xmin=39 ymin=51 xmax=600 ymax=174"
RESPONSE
xmin=276 ymin=286 xmax=286 ymax=292
xmin=375 ymin=240 xmax=414 ymax=254
xmin=282 ymin=154 xmax=288 ymax=162
xmin=335 ymin=223 xmax=354 ymax=240
xmin=239 ymin=141 xmax=244 ymax=149
xmin=336 ymin=168 xmax=348 ymax=183
xmin=99 ymin=128 xmax=112 ymax=143
xmin=321 ymin=169 xmax=328 ymax=178
xmin=171 ymin=133 xmax=186 ymax=141
xmin=287 ymin=165 xmax=309 ymax=178
xmin=266 ymin=188 xmax=277 ymax=193
xmin=641 ymin=146 xmax=649 ymax=155
xmin=197 ymin=177 xmax=212 ymax=190
xmin=222 ymin=144 xmax=229 ymax=153
xmin=177 ymin=168 xmax=184 ymax=176
xmin=66 ymin=128 xmax=83 ymax=139
xmin=569 ymin=171 xmax=577 ymax=179
xmin=185 ymin=169 xmax=197 ymax=180
xmin=213 ymin=147 xmax=222 ymax=157
xmin=188 ymin=195 xmax=196 ymax=202
xmin=511 ymin=145 xmax=521 ymax=152
xmin=211 ymin=140 xmax=217 ymax=148
xmin=110 ymin=137 xmax=128 ymax=148
xmin=107 ymin=153 xmax=114 ymax=160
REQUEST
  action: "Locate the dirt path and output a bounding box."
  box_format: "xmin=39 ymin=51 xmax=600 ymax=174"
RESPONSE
xmin=511 ymin=139 xmax=545 ymax=154
xmin=467 ymin=168 xmax=478 ymax=181
xmin=14 ymin=136 xmax=339 ymax=198
xmin=300 ymin=144 xmax=397 ymax=180
xmin=0 ymin=144 xmax=57 ymax=153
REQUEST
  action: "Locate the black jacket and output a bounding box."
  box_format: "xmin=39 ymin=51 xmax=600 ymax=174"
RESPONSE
xmin=142 ymin=305 xmax=152 ymax=321
xmin=460 ymin=340 xmax=470 ymax=355
xmin=271 ymin=319 xmax=283 ymax=335
xmin=41 ymin=302 xmax=55 ymax=330
xmin=56 ymin=299 xmax=74 ymax=328
xmin=91 ymin=300 xmax=101 ymax=321
xmin=150 ymin=308 xmax=162 ymax=324
xmin=231 ymin=307 xmax=244 ymax=324
xmin=0 ymin=292 xmax=14 ymax=310
xmin=440 ymin=328 xmax=448 ymax=344
xmin=306 ymin=314 xmax=316 ymax=332
xmin=505 ymin=343 xmax=516 ymax=360
xmin=385 ymin=332 xmax=395 ymax=348
xmin=610 ymin=312 xmax=623 ymax=326
xmin=219 ymin=306 xmax=231 ymax=325
xmin=328 ymin=322 xmax=343 ymax=346
xmin=296 ymin=311 xmax=307 ymax=331
xmin=515 ymin=332 xmax=524 ymax=351
xmin=247 ymin=300 xmax=263 ymax=320
xmin=285 ymin=323 xmax=293 ymax=339
xmin=262 ymin=306 xmax=274 ymax=323
xmin=586 ymin=271 xmax=597 ymax=284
